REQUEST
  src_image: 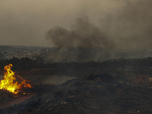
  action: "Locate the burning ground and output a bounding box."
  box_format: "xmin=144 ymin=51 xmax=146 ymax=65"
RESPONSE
xmin=0 ymin=64 xmax=32 ymax=94
xmin=0 ymin=58 xmax=152 ymax=113
xmin=0 ymin=63 xmax=152 ymax=113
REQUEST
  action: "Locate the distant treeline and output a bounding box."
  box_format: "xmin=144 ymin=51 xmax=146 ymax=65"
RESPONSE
xmin=0 ymin=57 xmax=43 ymax=70
xmin=0 ymin=45 xmax=51 ymax=52
xmin=0 ymin=57 xmax=152 ymax=70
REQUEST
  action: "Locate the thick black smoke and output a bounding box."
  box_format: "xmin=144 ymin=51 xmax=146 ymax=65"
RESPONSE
xmin=46 ymin=18 xmax=115 ymax=62
xmin=45 ymin=0 xmax=152 ymax=62
xmin=46 ymin=18 xmax=114 ymax=48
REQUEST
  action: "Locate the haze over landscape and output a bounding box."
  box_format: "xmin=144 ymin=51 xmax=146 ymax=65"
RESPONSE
xmin=1 ymin=1 xmax=152 ymax=113
xmin=0 ymin=0 xmax=152 ymax=51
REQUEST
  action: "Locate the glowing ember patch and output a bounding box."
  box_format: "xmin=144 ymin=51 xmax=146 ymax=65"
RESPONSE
xmin=0 ymin=64 xmax=32 ymax=94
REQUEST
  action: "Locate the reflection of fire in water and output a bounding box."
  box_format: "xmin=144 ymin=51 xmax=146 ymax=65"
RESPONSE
xmin=0 ymin=64 xmax=32 ymax=94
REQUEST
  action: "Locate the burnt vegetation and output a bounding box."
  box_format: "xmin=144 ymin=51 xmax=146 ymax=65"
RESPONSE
xmin=0 ymin=56 xmax=152 ymax=73
xmin=0 ymin=56 xmax=152 ymax=113
xmin=1 ymin=73 xmax=152 ymax=113
xmin=1 ymin=45 xmax=152 ymax=113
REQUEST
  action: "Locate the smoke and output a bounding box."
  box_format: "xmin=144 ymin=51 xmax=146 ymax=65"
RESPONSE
xmin=99 ymin=0 xmax=152 ymax=50
xmin=1 ymin=0 xmax=152 ymax=49
xmin=46 ymin=17 xmax=115 ymax=62
xmin=45 ymin=0 xmax=152 ymax=62
xmin=46 ymin=17 xmax=114 ymax=48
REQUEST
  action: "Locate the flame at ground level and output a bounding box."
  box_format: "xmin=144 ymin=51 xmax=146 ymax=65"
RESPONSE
xmin=0 ymin=64 xmax=32 ymax=94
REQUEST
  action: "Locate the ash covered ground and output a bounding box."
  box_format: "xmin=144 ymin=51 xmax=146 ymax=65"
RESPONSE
xmin=0 ymin=59 xmax=152 ymax=113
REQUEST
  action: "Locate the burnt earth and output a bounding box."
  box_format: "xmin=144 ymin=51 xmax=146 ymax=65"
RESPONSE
xmin=0 ymin=74 xmax=152 ymax=114
xmin=0 ymin=90 xmax=14 ymax=104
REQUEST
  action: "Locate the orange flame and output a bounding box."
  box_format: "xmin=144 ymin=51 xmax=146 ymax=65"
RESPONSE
xmin=0 ymin=64 xmax=32 ymax=94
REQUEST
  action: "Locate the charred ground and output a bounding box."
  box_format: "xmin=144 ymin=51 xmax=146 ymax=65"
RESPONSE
xmin=0 ymin=57 xmax=152 ymax=113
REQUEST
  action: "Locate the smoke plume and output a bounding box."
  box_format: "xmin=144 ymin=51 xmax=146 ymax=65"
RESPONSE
xmin=46 ymin=17 xmax=115 ymax=62
xmin=46 ymin=17 xmax=114 ymax=48
xmin=45 ymin=0 xmax=152 ymax=62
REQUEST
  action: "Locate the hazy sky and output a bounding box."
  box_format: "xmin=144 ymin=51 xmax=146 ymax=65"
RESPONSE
xmin=0 ymin=0 xmax=152 ymax=49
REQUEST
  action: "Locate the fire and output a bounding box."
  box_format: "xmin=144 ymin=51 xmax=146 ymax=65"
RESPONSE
xmin=0 ymin=64 xmax=32 ymax=94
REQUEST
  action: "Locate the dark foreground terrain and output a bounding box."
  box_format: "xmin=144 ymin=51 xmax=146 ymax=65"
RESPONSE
xmin=0 ymin=57 xmax=152 ymax=113
xmin=0 ymin=73 xmax=152 ymax=114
